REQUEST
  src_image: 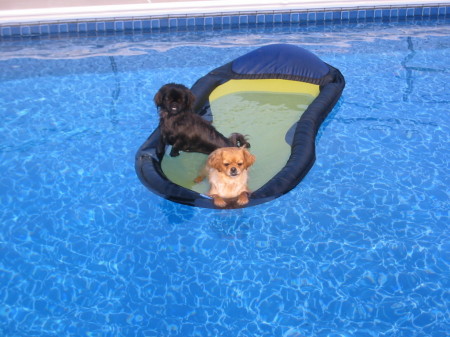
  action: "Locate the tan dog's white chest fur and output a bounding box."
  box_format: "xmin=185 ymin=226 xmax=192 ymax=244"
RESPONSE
xmin=208 ymin=168 xmax=249 ymax=199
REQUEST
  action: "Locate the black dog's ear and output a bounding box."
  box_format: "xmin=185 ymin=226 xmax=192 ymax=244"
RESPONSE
xmin=154 ymin=87 xmax=165 ymax=107
xmin=186 ymin=89 xmax=196 ymax=108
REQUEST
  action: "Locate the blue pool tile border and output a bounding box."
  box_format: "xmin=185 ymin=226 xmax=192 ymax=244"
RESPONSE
xmin=1 ymin=4 xmax=450 ymax=38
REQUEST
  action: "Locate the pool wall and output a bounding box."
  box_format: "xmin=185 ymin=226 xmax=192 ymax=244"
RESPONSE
xmin=1 ymin=2 xmax=449 ymax=38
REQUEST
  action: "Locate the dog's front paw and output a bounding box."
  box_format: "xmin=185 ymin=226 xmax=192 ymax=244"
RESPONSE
xmin=169 ymin=149 xmax=180 ymax=157
xmin=236 ymin=192 xmax=249 ymax=206
xmin=212 ymin=196 xmax=227 ymax=208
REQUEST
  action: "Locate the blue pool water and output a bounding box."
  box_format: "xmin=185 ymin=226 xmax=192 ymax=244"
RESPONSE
xmin=0 ymin=19 xmax=449 ymax=336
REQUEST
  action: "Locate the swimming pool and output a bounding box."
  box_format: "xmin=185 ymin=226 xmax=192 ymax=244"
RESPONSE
xmin=1 ymin=17 xmax=449 ymax=336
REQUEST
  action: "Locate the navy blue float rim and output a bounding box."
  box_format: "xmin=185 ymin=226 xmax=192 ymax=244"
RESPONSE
xmin=135 ymin=44 xmax=345 ymax=208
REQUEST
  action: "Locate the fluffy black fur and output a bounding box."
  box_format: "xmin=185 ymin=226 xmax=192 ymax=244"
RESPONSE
xmin=154 ymin=83 xmax=250 ymax=157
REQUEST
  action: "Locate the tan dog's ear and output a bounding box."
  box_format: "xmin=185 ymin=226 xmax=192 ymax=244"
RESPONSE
xmin=243 ymin=148 xmax=256 ymax=168
xmin=207 ymin=149 xmax=223 ymax=171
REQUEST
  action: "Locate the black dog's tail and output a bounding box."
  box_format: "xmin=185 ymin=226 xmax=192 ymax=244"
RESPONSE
xmin=228 ymin=133 xmax=250 ymax=148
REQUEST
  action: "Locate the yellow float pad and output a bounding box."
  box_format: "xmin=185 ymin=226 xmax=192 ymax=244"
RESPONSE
xmin=210 ymin=79 xmax=320 ymax=101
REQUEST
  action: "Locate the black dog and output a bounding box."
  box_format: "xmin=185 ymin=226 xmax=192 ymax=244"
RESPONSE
xmin=154 ymin=83 xmax=250 ymax=157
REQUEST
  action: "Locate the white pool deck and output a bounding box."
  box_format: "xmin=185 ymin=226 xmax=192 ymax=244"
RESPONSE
xmin=0 ymin=0 xmax=447 ymax=25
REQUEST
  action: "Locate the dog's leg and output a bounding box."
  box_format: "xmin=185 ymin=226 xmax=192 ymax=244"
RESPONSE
xmin=170 ymin=139 xmax=187 ymax=157
xmin=211 ymin=194 xmax=227 ymax=208
xmin=236 ymin=191 xmax=249 ymax=206
xmin=194 ymin=175 xmax=205 ymax=183
xmin=169 ymin=147 xmax=180 ymax=156
xmin=194 ymin=165 xmax=208 ymax=184
xmin=157 ymin=137 xmax=168 ymax=156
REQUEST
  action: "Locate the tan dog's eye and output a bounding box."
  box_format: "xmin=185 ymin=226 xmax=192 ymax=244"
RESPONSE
xmin=224 ymin=163 xmax=230 ymax=167
xmin=238 ymin=162 xmax=243 ymax=166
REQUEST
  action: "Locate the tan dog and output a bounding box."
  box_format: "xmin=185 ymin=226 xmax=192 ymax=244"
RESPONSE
xmin=195 ymin=147 xmax=256 ymax=208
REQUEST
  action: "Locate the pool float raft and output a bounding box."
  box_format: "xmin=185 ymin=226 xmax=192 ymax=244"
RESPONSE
xmin=135 ymin=44 xmax=345 ymax=208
